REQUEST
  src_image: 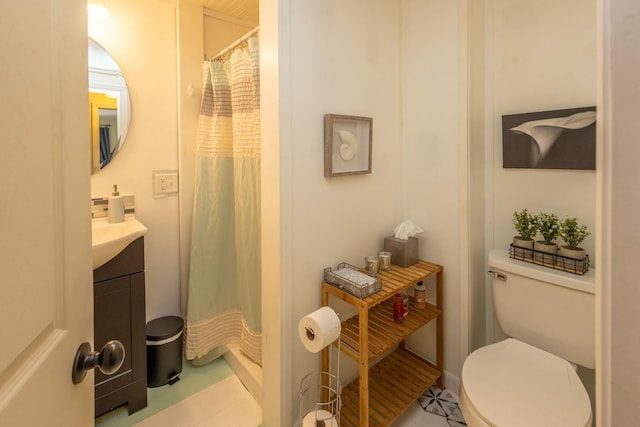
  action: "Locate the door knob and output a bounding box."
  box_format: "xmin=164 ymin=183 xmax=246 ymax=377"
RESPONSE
xmin=72 ymin=340 xmax=125 ymax=384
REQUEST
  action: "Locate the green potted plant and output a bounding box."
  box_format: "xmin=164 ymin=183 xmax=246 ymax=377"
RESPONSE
xmin=559 ymin=217 xmax=590 ymax=263
xmin=512 ymin=209 xmax=538 ymax=259
xmin=534 ymin=212 xmax=560 ymax=263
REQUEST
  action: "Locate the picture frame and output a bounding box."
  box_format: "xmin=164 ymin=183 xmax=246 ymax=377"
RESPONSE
xmin=502 ymin=106 xmax=596 ymax=170
xmin=324 ymin=114 xmax=373 ymax=177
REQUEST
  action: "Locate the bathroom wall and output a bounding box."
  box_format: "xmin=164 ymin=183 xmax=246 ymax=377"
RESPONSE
xmin=89 ymin=0 xmax=181 ymax=322
xmin=483 ymin=0 xmax=597 ymax=341
xmin=283 ymin=0 xmax=405 ymax=405
xmin=400 ymin=0 xmax=468 ymax=380
xmin=280 ymin=0 xmax=474 ymax=416
xmin=270 ymin=1 xmax=473 ymax=420
xmin=486 ymin=0 xmax=597 ymax=256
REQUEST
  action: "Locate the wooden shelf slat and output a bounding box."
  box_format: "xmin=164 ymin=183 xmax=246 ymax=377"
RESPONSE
xmin=339 ymin=348 xmax=441 ymax=427
xmin=322 ymin=260 xmax=442 ymax=309
xmin=334 ymin=298 xmax=442 ymax=363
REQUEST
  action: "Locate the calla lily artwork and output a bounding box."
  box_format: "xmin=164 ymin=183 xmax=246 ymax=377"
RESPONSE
xmin=502 ymin=107 xmax=596 ymax=170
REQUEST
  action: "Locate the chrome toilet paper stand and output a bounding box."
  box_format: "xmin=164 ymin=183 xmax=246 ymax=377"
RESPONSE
xmin=299 ymin=316 xmax=342 ymax=427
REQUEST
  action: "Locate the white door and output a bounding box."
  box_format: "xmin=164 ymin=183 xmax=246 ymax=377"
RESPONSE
xmin=0 ymin=0 xmax=95 ymax=425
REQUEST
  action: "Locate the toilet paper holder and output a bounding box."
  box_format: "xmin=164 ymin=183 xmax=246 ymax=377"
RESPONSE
xmin=303 ymin=310 xmax=340 ymax=343
xmin=304 ymin=326 xmax=316 ymax=341
xmin=299 ymin=309 xmax=342 ymax=426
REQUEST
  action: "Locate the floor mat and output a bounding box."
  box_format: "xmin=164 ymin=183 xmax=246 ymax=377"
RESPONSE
xmin=418 ymin=385 xmax=467 ymax=427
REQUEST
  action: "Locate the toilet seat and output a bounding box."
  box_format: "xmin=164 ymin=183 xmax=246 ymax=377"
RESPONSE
xmin=460 ymin=338 xmax=591 ymax=427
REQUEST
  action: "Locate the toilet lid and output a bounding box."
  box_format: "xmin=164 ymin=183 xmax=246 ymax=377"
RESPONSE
xmin=462 ymin=338 xmax=591 ymax=427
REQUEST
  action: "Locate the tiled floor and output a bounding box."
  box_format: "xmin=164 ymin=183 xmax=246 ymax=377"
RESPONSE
xmin=134 ymin=378 xmax=455 ymax=427
xmin=134 ymin=375 xmax=262 ymax=427
xmin=393 ymin=401 xmax=453 ymax=427
xmin=95 ymin=354 xmax=458 ymax=427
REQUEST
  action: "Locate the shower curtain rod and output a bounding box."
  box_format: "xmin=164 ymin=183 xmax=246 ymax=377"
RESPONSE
xmin=209 ymin=26 xmax=260 ymax=61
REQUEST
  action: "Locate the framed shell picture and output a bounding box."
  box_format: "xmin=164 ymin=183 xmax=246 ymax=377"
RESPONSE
xmin=324 ymin=114 xmax=373 ymax=177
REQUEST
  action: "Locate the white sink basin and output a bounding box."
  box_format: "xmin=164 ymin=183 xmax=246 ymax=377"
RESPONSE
xmin=92 ymin=217 xmax=148 ymax=269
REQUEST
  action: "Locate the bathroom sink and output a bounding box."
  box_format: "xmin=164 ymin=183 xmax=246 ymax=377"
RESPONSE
xmin=92 ymin=217 xmax=148 ymax=269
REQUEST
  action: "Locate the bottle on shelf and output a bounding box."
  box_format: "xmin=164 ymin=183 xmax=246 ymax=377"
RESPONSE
xmin=414 ymin=281 xmax=426 ymax=309
xmin=393 ymin=293 xmax=405 ymax=323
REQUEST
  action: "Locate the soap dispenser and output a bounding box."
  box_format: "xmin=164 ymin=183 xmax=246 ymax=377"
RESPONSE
xmin=107 ymin=185 xmax=125 ymax=223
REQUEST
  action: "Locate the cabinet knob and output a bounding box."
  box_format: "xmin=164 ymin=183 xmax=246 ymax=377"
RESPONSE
xmin=71 ymin=340 xmax=125 ymax=384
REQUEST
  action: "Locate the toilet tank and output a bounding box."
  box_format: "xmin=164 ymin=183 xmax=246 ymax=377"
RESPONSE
xmin=488 ymin=249 xmax=595 ymax=369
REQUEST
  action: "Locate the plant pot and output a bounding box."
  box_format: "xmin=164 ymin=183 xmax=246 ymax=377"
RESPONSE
xmin=534 ymin=241 xmax=557 ymax=265
xmin=558 ymin=246 xmax=586 ymax=273
xmin=512 ymin=237 xmax=534 ymax=260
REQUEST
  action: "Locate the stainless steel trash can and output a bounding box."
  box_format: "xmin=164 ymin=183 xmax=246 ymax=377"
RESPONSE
xmin=146 ymin=316 xmax=183 ymax=388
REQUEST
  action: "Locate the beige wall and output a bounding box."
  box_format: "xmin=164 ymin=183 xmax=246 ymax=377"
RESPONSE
xmin=401 ymin=0 xmax=468 ymax=380
xmin=400 ymin=0 xmax=599 ymax=416
xmin=479 ymin=0 xmax=597 ymax=345
xmin=261 ymin=2 xmax=434 ymax=423
xmin=487 ymin=0 xmax=597 ymax=262
xmin=90 ymin=0 xmax=180 ymax=322
xmin=283 ymin=0 xmax=404 ymax=400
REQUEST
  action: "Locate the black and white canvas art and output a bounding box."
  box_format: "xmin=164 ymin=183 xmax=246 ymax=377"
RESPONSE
xmin=502 ymin=106 xmax=596 ymax=170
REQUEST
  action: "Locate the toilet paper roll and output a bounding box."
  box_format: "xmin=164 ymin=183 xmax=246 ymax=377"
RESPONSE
xmin=298 ymin=307 xmax=341 ymax=353
xmin=302 ymin=410 xmax=338 ymax=427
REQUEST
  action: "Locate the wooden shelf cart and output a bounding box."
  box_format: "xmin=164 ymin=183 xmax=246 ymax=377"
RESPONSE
xmin=321 ymin=260 xmax=443 ymax=427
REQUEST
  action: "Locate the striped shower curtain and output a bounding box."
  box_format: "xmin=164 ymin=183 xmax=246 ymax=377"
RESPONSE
xmin=185 ymin=37 xmax=261 ymax=365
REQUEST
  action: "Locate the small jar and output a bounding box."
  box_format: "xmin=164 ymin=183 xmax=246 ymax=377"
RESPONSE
xmin=365 ymin=256 xmax=380 ymax=276
xmin=378 ymin=251 xmax=392 ymax=271
xmin=393 ymin=293 xmax=404 ymax=323
xmin=414 ymin=281 xmax=426 ymax=309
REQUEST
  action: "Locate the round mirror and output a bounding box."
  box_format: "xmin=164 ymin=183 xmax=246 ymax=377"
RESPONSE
xmin=88 ymin=38 xmax=131 ymax=174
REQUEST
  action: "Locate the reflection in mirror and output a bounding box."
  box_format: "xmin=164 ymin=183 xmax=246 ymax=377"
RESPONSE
xmin=88 ymin=38 xmax=130 ymax=174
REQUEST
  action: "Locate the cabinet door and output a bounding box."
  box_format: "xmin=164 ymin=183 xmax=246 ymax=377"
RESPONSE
xmin=94 ymin=276 xmax=134 ymax=394
xmin=129 ymin=272 xmax=147 ymax=386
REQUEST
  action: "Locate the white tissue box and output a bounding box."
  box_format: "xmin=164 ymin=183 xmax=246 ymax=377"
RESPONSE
xmin=384 ymin=236 xmax=419 ymax=267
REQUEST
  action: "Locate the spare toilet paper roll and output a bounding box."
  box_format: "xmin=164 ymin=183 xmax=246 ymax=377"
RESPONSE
xmin=298 ymin=306 xmax=341 ymax=353
xmin=302 ymin=410 xmax=338 ymax=427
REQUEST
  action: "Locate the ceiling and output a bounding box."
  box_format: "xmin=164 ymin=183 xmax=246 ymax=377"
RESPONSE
xmin=191 ymin=0 xmax=259 ymax=26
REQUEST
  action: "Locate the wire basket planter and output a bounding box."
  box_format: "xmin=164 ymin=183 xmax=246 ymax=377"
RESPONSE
xmin=509 ymin=244 xmax=590 ymax=275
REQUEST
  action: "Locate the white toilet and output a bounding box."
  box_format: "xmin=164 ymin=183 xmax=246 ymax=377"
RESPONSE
xmin=459 ymin=249 xmax=595 ymax=427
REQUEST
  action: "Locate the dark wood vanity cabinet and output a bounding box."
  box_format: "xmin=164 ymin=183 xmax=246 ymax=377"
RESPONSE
xmin=93 ymin=237 xmax=147 ymax=417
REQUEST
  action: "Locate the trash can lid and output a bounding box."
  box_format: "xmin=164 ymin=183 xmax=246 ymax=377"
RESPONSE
xmin=146 ymin=316 xmax=184 ymax=341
